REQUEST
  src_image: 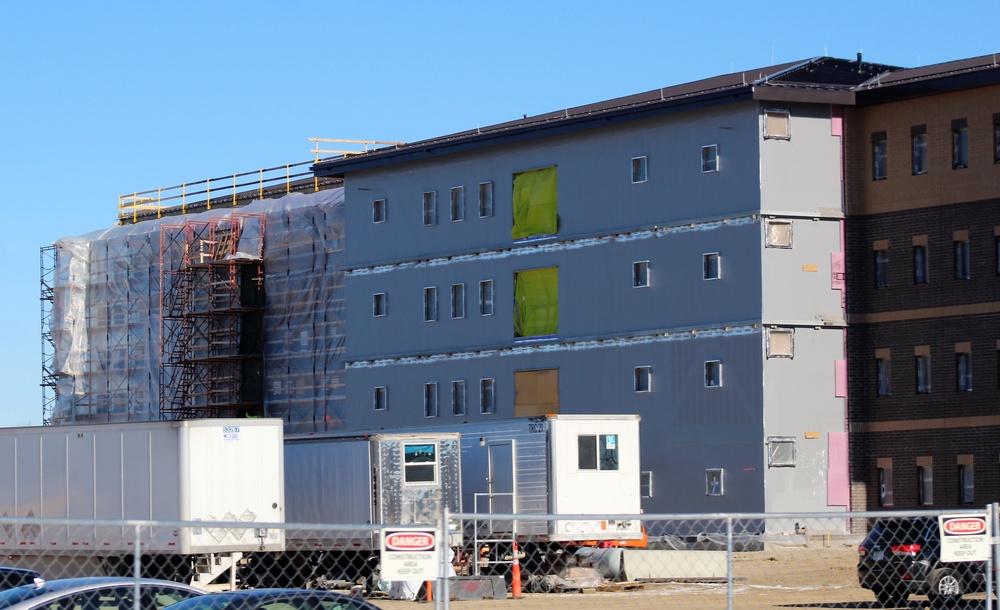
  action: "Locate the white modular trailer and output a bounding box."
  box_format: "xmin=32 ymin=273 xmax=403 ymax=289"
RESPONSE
xmin=0 ymin=418 xmax=285 ymax=555
xmin=452 ymin=414 xmax=643 ymax=542
xmin=283 ymin=432 xmax=462 ymax=549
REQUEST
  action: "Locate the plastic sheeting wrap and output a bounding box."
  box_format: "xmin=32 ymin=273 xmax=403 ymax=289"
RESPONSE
xmin=49 ymin=188 xmax=347 ymax=433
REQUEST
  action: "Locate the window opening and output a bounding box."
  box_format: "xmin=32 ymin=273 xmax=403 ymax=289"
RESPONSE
xmin=512 ymin=167 xmax=557 ymax=239
xmin=957 ymin=351 xmax=973 ymax=391
xmin=952 ymin=119 xmax=969 ymax=169
xmin=955 ymin=239 xmax=970 ymax=279
xmin=640 ymin=471 xmax=653 ymax=498
xmin=452 ymin=380 xmax=466 ymax=416
xmin=403 ymin=442 xmax=437 ymax=484
xmin=633 ymin=261 xmax=650 ymax=288
xmin=766 ymin=436 xmax=796 ymax=467
xmin=373 ymin=292 xmax=387 ymax=317
xmin=763 ymin=109 xmax=791 ymax=140
xmin=959 ymin=462 xmax=975 ymax=504
xmin=480 ymin=378 xmax=496 ymax=414
xmin=705 ymin=360 xmax=722 ymax=387
xmin=514 ymin=267 xmax=558 ymax=338
xmin=706 ymin=468 xmax=724 ymax=496
xmin=914 ymin=245 xmax=928 ymax=284
xmin=703 ymin=252 xmax=720 ymax=280
xmin=766 ymin=328 xmax=793 ymax=358
xmin=918 ymin=465 xmax=934 ymax=505
xmin=765 ymin=220 xmax=792 ymax=248
xmin=423 ymin=286 xmax=438 ymax=322
xmin=878 ymin=463 xmax=893 ymax=507
xmin=479 ymin=279 xmax=494 ymax=316
xmin=450 ymin=186 xmax=465 ymax=222
xmin=912 ymin=126 xmax=928 ymax=175
xmin=514 ymin=368 xmax=559 ymax=417
xmin=916 ymin=354 xmax=931 ymax=394
xmin=373 ymin=198 xmax=387 ymax=223
xmin=422 ymin=191 xmax=437 ymax=226
xmin=876 ymin=356 xmax=891 ymax=396
xmin=701 ymin=145 xmax=719 ymax=172
xmin=631 ymin=156 xmax=648 ymax=183
xmin=634 ymin=366 xmax=651 ymax=392
xmin=373 ymin=386 xmax=388 ymax=411
xmin=423 ymin=382 xmax=439 ymax=417
xmin=577 ymin=434 xmax=619 ymax=471
xmin=479 ymin=181 xmax=494 ymax=218
xmin=451 ymin=283 xmax=466 ymax=319
xmin=872 ymin=131 xmax=887 ymax=180
xmin=874 ymin=248 xmax=889 ymax=288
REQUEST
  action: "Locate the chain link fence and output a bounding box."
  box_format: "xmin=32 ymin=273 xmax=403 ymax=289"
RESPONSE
xmin=0 ymin=508 xmax=996 ymax=610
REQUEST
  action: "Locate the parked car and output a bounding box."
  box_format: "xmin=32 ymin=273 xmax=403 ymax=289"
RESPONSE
xmin=0 ymin=569 xmax=41 ymax=592
xmin=166 ymin=589 xmax=383 ymax=610
xmin=857 ymin=516 xmax=986 ymax=607
xmin=0 ymin=576 xmax=204 ymax=609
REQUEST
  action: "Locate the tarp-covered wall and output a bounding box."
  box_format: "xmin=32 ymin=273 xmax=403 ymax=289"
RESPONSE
xmin=49 ymin=188 xmax=346 ymax=433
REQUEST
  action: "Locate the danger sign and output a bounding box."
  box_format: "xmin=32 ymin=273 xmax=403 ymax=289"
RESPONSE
xmin=939 ymin=514 xmax=990 ymax=563
xmin=380 ymin=528 xmax=440 ymax=580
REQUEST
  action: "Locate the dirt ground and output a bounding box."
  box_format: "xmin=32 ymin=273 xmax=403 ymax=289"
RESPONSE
xmin=371 ymin=543 xmax=987 ymax=610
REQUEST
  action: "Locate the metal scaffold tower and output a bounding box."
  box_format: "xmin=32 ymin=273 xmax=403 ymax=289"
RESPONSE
xmin=40 ymin=245 xmax=57 ymax=425
xmin=159 ymin=213 xmax=266 ymax=419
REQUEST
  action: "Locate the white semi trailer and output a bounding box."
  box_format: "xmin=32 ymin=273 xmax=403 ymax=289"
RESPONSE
xmin=0 ymin=418 xmax=285 ymax=585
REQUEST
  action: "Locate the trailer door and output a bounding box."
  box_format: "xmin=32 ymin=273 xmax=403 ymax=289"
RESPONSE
xmin=487 ymin=441 xmax=515 ymax=532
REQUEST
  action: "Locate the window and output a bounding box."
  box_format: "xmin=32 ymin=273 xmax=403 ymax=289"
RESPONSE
xmin=422 ymin=191 xmax=437 ymax=226
xmin=373 ymin=386 xmax=388 ymax=411
xmin=640 ymin=471 xmax=653 ymax=498
xmin=451 ymin=283 xmax=466 ymax=319
xmin=701 ymin=145 xmax=719 ymax=172
xmin=912 ymin=126 xmax=928 ymax=175
xmin=952 ymin=119 xmax=969 ymax=169
xmin=766 ymin=328 xmax=794 ymax=358
xmin=514 ymin=368 xmax=559 ymax=417
xmin=705 ymin=360 xmax=722 ymax=387
xmin=631 ymin=156 xmax=648 ymax=183
xmin=373 ymin=198 xmax=387 ymax=223
xmin=914 ymin=244 xmax=928 ymax=284
xmin=918 ymin=464 xmax=934 ymax=506
xmin=450 ymin=186 xmax=465 ymax=222
xmin=577 ymin=434 xmax=619 ymax=471
xmin=957 ymin=350 xmax=973 ymax=391
xmin=874 ymin=248 xmax=889 ymax=288
xmin=423 ymin=287 xmax=438 ymax=322
xmin=763 ymin=109 xmax=791 ymax=140
xmin=479 ymin=280 xmax=494 ymax=316
xmin=451 ymin=380 xmax=466 ymax=416
xmin=633 ymin=261 xmax=650 ymax=288
xmin=373 ymin=292 xmax=387 ymax=317
xmin=706 ymin=468 xmax=724 ymax=496
xmin=634 ymin=366 xmax=651 ymax=392
xmin=994 ymin=113 xmax=1000 ymax=164
xmin=423 ymin=382 xmax=439 ymax=418
xmin=765 ymin=219 xmax=792 ymax=248
xmin=703 ymin=252 xmax=720 ymax=280
xmin=954 ymin=237 xmax=970 ymax=279
xmin=872 ymin=131 xmax=887 ymax=180
xmin=512 ymin=166 xmax=557 ymax=239
xmin=916 ymin=353 xmax=932 ymax=394
xmin=514 ymin=267 xmax=558 ymax=338
xmin=403 ymin=442 xmax=437 ymax=484
xmin=480 ymin=378 xmax=495 ymax=414
xmin=959 ymin=460 xmax=974 ymax=504
xmin=877 ymin=462 xmax=893 ymax=507
xmin=479 ymin=181 xmax=494 ymax=218
xmin=766 ymin=436 xmax=796 ymax=467
xmin=876 ymin=355 xmax=891 ymax=396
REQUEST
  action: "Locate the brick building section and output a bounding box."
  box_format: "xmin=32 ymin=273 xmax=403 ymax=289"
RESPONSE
xmin=845 ymin=81 xmax=1000 ymax=511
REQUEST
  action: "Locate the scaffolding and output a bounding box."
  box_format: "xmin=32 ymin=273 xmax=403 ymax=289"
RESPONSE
xmin=159 ymin=214 xmax=266 ymax=419
xmin=40 ymin=246 xmax=57 ymax=425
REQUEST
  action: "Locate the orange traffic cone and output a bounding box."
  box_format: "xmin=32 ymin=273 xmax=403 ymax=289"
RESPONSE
xmin=511 ymin=541 xmax=522 ymax=599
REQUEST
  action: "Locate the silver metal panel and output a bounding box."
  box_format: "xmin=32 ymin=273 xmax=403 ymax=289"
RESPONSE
xmin=372 ymin=433 xmax=461 ymax=527
xmin=284 ymin=438 xmax=373 ymax=525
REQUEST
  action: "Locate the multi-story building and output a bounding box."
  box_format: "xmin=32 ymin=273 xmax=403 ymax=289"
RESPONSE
xmin=845 ymin=54 xmax=1000 ymax=511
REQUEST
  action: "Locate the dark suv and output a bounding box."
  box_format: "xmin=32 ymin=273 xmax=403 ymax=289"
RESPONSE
xmin=858 ymin=517 xmax=986 ymax=607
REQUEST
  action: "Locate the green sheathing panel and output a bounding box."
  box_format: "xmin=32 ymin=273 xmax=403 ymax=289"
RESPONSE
xmin=511 ymin=167 xmax=557 ymax=239
xmin=514 ymin=267 xmax=558 ymax=337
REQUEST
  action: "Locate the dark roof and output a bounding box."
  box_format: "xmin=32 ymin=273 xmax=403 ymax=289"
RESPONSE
xmin=313 ymin=54 xmax=998 ymax=178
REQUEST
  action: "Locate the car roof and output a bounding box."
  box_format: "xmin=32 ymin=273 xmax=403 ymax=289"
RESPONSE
xmin=170 ymin=589 xmax=377 ymax=609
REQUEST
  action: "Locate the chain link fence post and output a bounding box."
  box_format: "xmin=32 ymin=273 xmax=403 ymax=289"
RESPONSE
xmin=726 ymin=515 xmax=734 ymax=610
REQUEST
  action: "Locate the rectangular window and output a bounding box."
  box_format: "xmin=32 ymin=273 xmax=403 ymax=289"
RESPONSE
xmin=959 ymin=462 xmax=974 ymax=504
xmin=701 ymin=145 xmax=719 ymax=172
xmin=955 ymin=238 xmax=970 ymax=279
xmin=631 ymin=156 xmax=648 ymax=183
xmin=451 ymin=283 xmax=466 ymax=319
xmin=450 ymin=186 xmax=465 ymax=222
xmin=373 ymin=386 xmax=388 ymax=411
xmin=634 ymin=366 xmax=651 ymax=392
xmin=423 ymin=286 xmax=438 ymax=322
xmin=912 ymin=125 xmax=928 ymax=175
xmin=703 ymin=252 xmax=720 ymax=280
xmin=914 ymin=244 xmax=928 ymax=284
xmin=423 ymin=382 xmax=439 ymax=418
xmin=480 ymin=378 xmax=496 ymax=414
xmin=916 ymin=354 xmax=932 ymax=394
xmin=872 ymin=131 xmax=887 ymax=180
xmin=766 ymin=328 xmax=794 ymax=358
xmin=373 ymin=292 xmax=387 ymax=317
xmin=403 ymin=442 xmax=437 ymax=484
xmin=633 ymin=261 xmax=650 ymax=288
xmin=577 ymin=434 xmax=620 ymax=471
xmin=479 ymin=181 xmax=494 ymax=218
xmin=952 ymin=119 xmax=969 ymax=169
xmin=876 ymin=356 xmax=891 ymax=396
xmin=512 ymin=166 xmax=557 ymax=239
xmin=877 ymin=463 xmax=894 ymax=507
xmin=874 ymin=248 xmax=889 ymax=288
xmin=765 ymin=219 xmax=792 ymax=248
xmin=705 ymin=360 xmax=722 ymax=387
xmin=706 ymin=468 xmax=724 ymax=496
xmin=763 ymin=109 xmax=791 ymax=140
xmin=373 ymin=198 xmax=387 ymax=223
xmin=479 ymin=279 xmax=494 ymax=316
xmin=640 ymin=471 xmax=653 ymax=498
xmin=514 ymin=267 xmax=558 ymax=338
xmin=957 ymin=351 xmax=973 ymax=391
xmin=422 ymin=191 xmax=437 ymax=226
xmin=514 ymin=368 xmax=559 ymax=417
xmin=918 ymin=464 xmax=934 ymax=506
xmin=766 ymin=436 xmax=796 ymax=467
xmin=451 ymin=380 xmax=466 ymax=416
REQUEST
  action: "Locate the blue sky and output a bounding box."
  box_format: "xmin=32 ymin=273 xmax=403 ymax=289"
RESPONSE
xmin=1 ymin=1 xmax=996 ymax=427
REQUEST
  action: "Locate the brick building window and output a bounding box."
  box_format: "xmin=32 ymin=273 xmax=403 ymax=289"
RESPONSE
xmin=918 ymin=464 xmax=934 ymax=506
xmin=958 ymin=458 xmax=974 ymax=505
xmin=914 ymin=244 xmax=928 ymax=284
xmin=994 ymin=113 xmax=1000 ymax=164
xmin=874 ymin=248 xmax=889 ymax=288
xmin=957 ymin=350 xmax=973 ymax=391
xmin=877 ymin=460 xmax=893 ymax=507
xmin=872 ymin=131 xmax=888 ymax=180
xmin=876 ymin=354 xmax=891 ymax=396
xmin=954 ymin=236 xmax=970 ymax=280
xmin=916 ymin=353 xmax=932 ymax=394
xmin=912 ymin=125 xmax=928 ymax=175
xmin=952 ymin=119 xmax=969 ymax=169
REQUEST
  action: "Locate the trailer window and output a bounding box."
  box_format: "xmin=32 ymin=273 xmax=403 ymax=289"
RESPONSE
xmin=404 ymin=443 xmax=438 ymax=484
xmin=577 ymin=434 xmax=619 ymax=471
